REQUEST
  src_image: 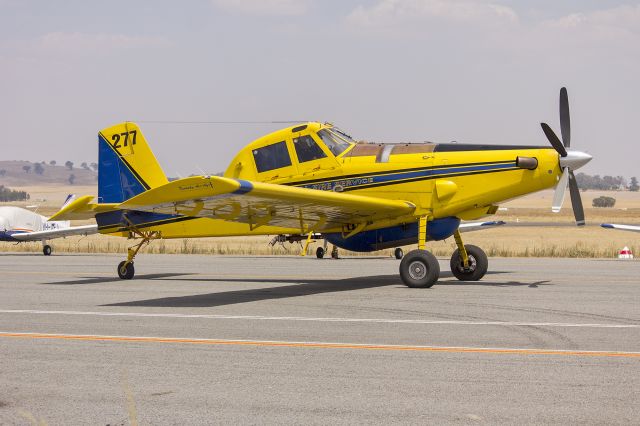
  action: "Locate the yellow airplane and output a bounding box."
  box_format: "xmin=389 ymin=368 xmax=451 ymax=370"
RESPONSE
xmin=51 ymin=87 xmax=592 ymax=288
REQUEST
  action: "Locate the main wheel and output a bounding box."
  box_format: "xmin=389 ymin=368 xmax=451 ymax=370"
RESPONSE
xmin=117 ymin=261 xmax=135 ymax=280
xmin=399 ymin=250 xmax=440 ymax=288
xmin=394 ymin=247 xmax=404 ymax=260
xmin=316 ymin=247 xmax=325 ymax=259
xmin=450 ymin=244 xmax=488 ymax=281
xmin=42 ymin=245 xmax=52 ymax=256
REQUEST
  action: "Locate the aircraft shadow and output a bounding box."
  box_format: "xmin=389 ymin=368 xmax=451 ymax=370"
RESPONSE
xmin=43 ymin=273 xmax=196 ymax=285
xmin=438 ymin=279 xmax=551 ymax=288
xmin=103 ymin=271 xmax=534 ymax=309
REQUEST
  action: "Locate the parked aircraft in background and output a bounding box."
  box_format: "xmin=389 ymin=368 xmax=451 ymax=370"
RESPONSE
xmin=51 ymin=88 xmax=592 ymax=288
xmin=0 ymin=196 xmax=97 ymax=255
xmin=601 ymin=224 xmax=640 ymax=233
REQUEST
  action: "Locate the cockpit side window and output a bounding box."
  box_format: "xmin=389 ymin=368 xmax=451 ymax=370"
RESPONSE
xmin=253 ymin=141 xmax=292 ymax=173
xmin=317 ymin=129 xmax=352 ymax=156
xmin=293 ymin=135 xmax=327 ymax=163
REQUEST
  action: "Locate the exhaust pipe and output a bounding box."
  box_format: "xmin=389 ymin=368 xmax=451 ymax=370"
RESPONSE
xmin=516 ymin=156 xmax=538 ymax=170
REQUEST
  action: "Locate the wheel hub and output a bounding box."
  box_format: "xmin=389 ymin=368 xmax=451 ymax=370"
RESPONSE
xmin=458 ymin=255 xmax=477 ymax=273
xmin=408 ymin=260 xmax=427 ymax=280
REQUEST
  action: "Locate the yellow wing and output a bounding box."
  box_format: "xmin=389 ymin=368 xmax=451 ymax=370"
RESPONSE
xmin=118 ymin=176 xmax=416 ymax=232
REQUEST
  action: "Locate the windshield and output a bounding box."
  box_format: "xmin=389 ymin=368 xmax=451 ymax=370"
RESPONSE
xmin=317 ymin=128 xmax=353 ymax=156
xmin=331 ymin=127 xmax=356 ymax=144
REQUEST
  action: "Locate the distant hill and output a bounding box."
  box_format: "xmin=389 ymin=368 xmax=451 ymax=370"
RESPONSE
xmin=0 ymin=161 xmax=97 ymax=186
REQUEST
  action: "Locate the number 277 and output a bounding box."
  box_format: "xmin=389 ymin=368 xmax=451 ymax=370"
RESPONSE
xmin=111 ymin=130 xmax=137 ymax=148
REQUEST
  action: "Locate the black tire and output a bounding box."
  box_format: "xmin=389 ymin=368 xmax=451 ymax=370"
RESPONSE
xmin=399 ymin=250 xmax=440 ymax=288
xmin=394 ymin=247 xmax=404 ymax=260
xmin=331 ymin=248 xmax=339 ymax=259
xmin=42 ymin=245 xmax=52 ymax=256
xmin=450 ymin=245 xmax=488 ymax=281
xmin=117 ymin=261 xmax=135 ymax=280
xmin=316 ymin=247 xmax=325 ymax=259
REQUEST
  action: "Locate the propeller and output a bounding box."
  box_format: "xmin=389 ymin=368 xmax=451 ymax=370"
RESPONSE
xmin=540 ymin=87 xmax=592 ymax=226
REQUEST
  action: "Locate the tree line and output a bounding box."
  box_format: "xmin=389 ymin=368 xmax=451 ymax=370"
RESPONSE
xmin=0 ymin=185 xmax=30 ymax=202
xmin=575 ymin=173 xmax=639 ymax=191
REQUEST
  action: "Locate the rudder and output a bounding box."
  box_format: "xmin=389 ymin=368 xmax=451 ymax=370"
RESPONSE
xmin=98 ymin=122 xmax=168 ymax=203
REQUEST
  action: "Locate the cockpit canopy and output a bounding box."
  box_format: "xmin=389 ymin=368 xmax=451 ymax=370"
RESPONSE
xmin=231 ymin=124 xmax=356 ymax=179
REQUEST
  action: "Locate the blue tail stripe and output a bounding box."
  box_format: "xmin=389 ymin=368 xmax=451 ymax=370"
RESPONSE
xmin=98 ymin=135 xmax=147 ymax=203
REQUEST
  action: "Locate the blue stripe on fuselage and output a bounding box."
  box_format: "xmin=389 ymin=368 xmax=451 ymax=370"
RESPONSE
xmin=296 ymin=162 xmax=516 ymax=191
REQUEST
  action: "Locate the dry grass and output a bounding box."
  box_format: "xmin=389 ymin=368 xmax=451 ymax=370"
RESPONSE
xmin=2 ymin=230 xmax=637 ymax=259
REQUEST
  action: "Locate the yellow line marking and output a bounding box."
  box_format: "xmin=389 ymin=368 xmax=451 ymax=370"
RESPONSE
xmin=1 ymin=332 xmax=639 ymax=358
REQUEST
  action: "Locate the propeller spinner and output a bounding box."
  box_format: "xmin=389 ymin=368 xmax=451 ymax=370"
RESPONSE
xmin=540 ymin=87 xmax=592 ymax=226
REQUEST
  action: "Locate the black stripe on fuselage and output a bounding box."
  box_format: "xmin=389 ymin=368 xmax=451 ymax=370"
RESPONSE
xmin=339 ymin=165 xmax=521 ymax=191
xmin=284 ymin=160 xmax=516 ymax=187
xmin=434 ymin=144 xmax=551 ymax=152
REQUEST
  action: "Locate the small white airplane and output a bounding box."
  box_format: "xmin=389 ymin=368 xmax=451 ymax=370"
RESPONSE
xmin=601 ymin=223 xmax=640 ymax=233
xmin=0 ymin=195 xmax=98 ymax=255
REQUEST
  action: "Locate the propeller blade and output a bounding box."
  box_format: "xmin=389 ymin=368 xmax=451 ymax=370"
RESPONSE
xmin=541 ymin=123 xmax=567 ymax=157
xmin=552 ymin=167 xmax=569 ymax=213
xmin=560 ymin=87 xmax=571 ymax=148
xmin=568 ymin=170 xmax=585 ymax=226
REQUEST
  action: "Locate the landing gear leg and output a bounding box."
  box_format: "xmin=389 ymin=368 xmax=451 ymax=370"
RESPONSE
xmin=117 ymin=230 xmax=159 ymax=280
xmin=301 ymin=233 xmax=314 ymax=256
xmin=331 ymin=245 xmax=339 ymax=259
xmin=449 ymin=230 xmax=488 ymax=281
xmin=399 ymin=216 xmax=440 ymax=288
xmin=42 ymin=243 xmax=52 ymax=256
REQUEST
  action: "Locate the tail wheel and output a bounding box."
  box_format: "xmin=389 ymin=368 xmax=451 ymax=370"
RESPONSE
xmin=117 ymin=261 xmax=135 ymax=280
xmin=394 ymin=247 xmax=404 ymax=260
xmin=316 ymin=247 xmax=325 ymax=259
xmin=399 ymin=250 xmax=440 ymax=288
xmin=43 ymin=245 xmax=52 ymax=256
xmin=450 ymin=245 xmax=488 ymax=281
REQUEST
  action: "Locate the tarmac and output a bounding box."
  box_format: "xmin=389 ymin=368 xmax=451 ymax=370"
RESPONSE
xmin=0 ymin=253 xmax=639 ymax=424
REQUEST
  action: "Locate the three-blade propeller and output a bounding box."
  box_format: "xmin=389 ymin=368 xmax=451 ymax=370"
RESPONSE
xmin=540 ymin=87 xmax=591 ymax=226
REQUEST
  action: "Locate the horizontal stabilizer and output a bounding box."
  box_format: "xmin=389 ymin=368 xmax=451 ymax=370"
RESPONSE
xmin=10 ymin=224 xmax=98 ymax=241
xmin=601 ymin=223 xmax=640 ymax=233
xmin=48 ymin=195 xmax=118 ymax=221
xmin=459 ymin=220 xmax=506 ymax=232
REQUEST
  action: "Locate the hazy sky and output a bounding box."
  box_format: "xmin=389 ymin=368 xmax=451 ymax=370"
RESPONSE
xmin=2 ymin=0 xmax=639 ymax=178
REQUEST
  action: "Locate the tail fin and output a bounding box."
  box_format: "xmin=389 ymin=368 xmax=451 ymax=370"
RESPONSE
xmin=98 ymin=122 xmax=168 ymax=203
xmin=61 ymin=194 xmax=76 ymax=208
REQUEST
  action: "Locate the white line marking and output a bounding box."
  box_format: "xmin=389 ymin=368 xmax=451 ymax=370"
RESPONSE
xmin=0 ymin=309 xmax=638 ymax=329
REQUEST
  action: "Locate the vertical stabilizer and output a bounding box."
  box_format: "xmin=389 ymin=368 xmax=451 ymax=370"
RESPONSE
xmin=98 ymin=122 xmax=168 ymax=203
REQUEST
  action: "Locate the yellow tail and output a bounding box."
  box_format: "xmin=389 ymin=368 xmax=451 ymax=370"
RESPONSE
xmin=98 ymin=122 xmax=168 ymax=203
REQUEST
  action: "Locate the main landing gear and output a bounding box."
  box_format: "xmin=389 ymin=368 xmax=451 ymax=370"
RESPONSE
xmin=42 ymin=243 xmax=52 ymax=256
xmin=117 ymin=228 xmax=159 ymax=280
xmin=399 ymin=218 xmax=488 ymax=288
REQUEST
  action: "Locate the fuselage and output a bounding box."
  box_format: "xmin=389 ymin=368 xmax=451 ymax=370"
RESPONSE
xmin=0 ymin=206 xmax=68 ymax=242
xmin=98 ymin=122 xmax=562 ymax=246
